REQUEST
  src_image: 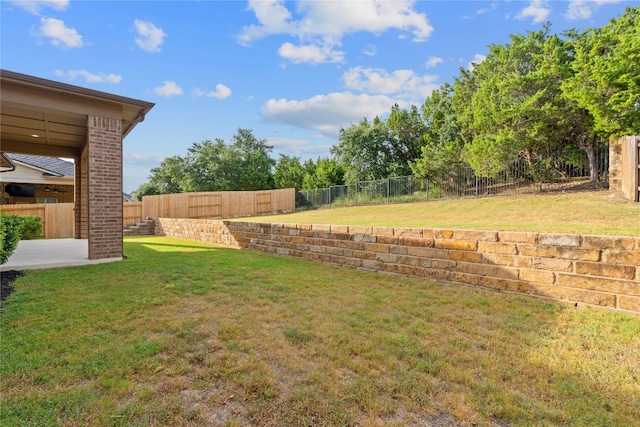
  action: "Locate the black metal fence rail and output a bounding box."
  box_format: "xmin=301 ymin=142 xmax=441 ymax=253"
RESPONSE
xmin=297 ymin=147 xmax=608 ymax=210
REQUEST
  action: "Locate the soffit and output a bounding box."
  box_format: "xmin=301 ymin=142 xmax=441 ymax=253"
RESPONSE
xmin=0 ymin=69 xmax=155 ymax=159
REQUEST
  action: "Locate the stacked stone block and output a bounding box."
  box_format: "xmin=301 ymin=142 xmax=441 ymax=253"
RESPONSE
xmin=155 ymin=218 xmax=640 ymax=314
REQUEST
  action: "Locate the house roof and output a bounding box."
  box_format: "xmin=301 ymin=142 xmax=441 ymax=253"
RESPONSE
xmin=0 ymin=69 xmax=155 ymax=158
xmin=8 ymin=154 xmax=74 ymax=177
xmin=1 ymin=153 xmax=16 ymax=172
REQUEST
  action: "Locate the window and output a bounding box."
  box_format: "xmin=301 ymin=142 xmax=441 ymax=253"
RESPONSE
xmin=37 ymin=198 xmax=58 ymax=204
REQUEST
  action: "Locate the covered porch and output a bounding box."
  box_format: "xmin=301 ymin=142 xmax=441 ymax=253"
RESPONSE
xmin=1 ymin=70 xmax=154 ymax=262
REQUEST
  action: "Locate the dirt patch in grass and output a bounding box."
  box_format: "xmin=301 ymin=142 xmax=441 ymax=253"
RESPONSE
xmin=0 ymin=270 xmax=21 ymax=304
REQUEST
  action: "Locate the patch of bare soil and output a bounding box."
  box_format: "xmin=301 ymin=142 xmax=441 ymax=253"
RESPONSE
xmin=1 ymin=270 xmax=22 ymax=304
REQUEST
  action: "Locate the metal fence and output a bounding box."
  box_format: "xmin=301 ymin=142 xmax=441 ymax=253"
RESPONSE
xmin=297 ymin=147 xmax=609 ymax=210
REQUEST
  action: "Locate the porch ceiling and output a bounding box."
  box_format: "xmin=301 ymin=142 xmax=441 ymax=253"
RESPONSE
xmin=0 ymin=69 xmax=155 ymax=159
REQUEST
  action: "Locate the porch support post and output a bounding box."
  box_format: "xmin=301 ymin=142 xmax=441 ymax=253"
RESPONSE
xmin=87 ymin=115 xmax=123 ymax=260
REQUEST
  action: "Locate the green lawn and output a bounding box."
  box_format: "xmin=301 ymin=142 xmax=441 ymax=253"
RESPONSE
xmin=2 ymin=236 xmax=639 ymax=426
xmin=238 ymin=190 xmax=640 ymax=237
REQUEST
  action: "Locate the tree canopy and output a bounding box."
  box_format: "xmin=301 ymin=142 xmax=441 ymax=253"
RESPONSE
xmin=133 ymin=6 xmax=638 ymax=198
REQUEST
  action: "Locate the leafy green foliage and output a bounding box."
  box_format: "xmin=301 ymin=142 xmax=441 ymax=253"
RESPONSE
xmin=18 ymin=216 xmax=43 ymax=240
xmin=333 ymin=117 xmax=393 ymax=183
xmin=562 ymin=6 xmax=640 ymax=136
xmin=274 ymin=154 xmax=306 ymax=190
xmin=0 ymin=212 xmax=21 ymax=264
xmin=302 ymin=158 xmax=345 ymax=189
xmin=133 ymin=128 xmax=275 ymax=196
xmin=411 ymin=84 xmax=463 ymax=179
xmin=131 ymin=8 xmax=636 ymax=195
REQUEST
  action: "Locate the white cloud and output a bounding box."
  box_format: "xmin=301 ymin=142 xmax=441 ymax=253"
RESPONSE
xmin=468 ymin=53 xmax=486 ymax=70
xmin=154 ymin=81 xmax=183 ymax=97
xmin=363 ymin=44 xmax=377 ymax=56
xmin=278 ymin=42 xmax=345 ymax=64
xmin=342 ymin=66 xmax=439 ymax=100
xmin=516 ymin=0 xmax=550 ymax=24
xmin=425 ymin=56 xmax=443 ymax=68
xmin=193 ymin=83 xmax=232 ymax=99
xmin=8 ymin=0 xmax=68 ymax=14
xmin=270 ymin=136 xmax=332 ymax=156
xmin=37 ymin=17 xmax=83 ymax=48
xmin=261 ymin=92 xmax=407 ymax=138
xmin=54 ymin=69 xmax=122 ymax=84
xmin=123 ymin=153 xmax=164 ymax=166
xmin=134 ymin=20 xmax=166 ymax=52
xmin=239 ymin=0 xmax=433 ymax=64
xmin=565 ymin=0 xmax=623 ymax=20
xmin=476 ymin=2 xmax=499 ymax=15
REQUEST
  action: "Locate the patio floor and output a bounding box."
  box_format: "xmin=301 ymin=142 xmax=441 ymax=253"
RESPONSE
xmin=1 ymin=239 xmax=122 ymax=271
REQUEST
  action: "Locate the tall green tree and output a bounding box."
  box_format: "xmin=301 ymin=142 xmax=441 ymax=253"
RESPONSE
xmin=562 ymin=6 xmax=640 ymax=137
xmin=274 ymin=154 xmax=305 ymax=189
xmin=333 ymin=117 xmax=392 ymax=184
xmin=385 ymin=104 xmax=426 ymax=176
xmin=411 ymin=84 xmax=463 ymax=179
xmin=302 ymin=158 xmax=345 ymax=189
xmin=183 ymin=139 xmax=241 ymax=192
xmin=231 ymin=128 xmax=275 ymax=190
xmin=132 ymin=155 xmax=187 ymax=198
xmin=456 ymin=26 xmax=597 ymax=178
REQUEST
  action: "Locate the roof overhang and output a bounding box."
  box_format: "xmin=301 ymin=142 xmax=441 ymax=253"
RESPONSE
xmin=0 ymin=153 xmax=16 ymax=172
xmin=0 ymin=69 xmax=155 ymax=159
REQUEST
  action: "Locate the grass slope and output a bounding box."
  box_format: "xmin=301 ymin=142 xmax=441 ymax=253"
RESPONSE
xmin=2 ymin=236 xmax=639 ymax=426
xmin=238 ymin=191 xmax=640 ymax=237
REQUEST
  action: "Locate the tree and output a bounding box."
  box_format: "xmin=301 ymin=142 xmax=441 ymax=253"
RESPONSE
xmin=385 ymin=104 xmax=426 ymax=176
xmin=274 ymin=154 xmax=306 ymax=189
xmin=231 ymin=128 xmax=275 ymax=190
xmin=410 ymin=84 xmax=463 ymax=179
xmin=302 ymin=158 xmax=345 ymax=189
xmin=456 ymin=26 xmax=598 ymax=178
xmin=182 ymin=139 xmax=241 ymax=191
xmin=333 ymin=117 xmax=392 ymax=184
xmin=562 ymin=6 xmax=640 ymax=137
xmin=132 ymin=155 xmax=187 ymax=198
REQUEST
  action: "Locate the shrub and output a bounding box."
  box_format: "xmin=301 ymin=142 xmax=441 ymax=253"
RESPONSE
xmin=1 ymin=212 xmax=22 ymax=264
xmin=18 ymin=216 xmax=43 ymax=240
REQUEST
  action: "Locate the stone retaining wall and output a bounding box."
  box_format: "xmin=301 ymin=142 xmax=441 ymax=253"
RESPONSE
xmin=155 ymin=218 xmax=640 ymax=314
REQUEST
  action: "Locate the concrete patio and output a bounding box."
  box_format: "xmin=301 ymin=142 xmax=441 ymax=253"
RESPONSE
xmin=0 ymin=239 xmax=122 ymax=271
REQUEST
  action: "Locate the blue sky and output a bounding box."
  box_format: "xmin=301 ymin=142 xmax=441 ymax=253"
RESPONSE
xmin=1 ymin=0 xmax=636 ymax=192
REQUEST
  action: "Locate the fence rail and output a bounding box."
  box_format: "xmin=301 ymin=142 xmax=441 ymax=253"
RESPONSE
xmin=298 ymin=148 xmax=609 ymax=210
xmin=0 ymin=203 xmax=74 ymax=238
xmin=1 ymin=189 xmax=296 ymax=239
xmin=141 ymin=188 xmax=295 ymax=219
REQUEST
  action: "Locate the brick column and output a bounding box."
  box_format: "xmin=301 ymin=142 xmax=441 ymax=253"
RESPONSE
xmin=87 ymin=115 xmax=123 ymax=260
xmin=74 ymin=146 xmax=89 ymax=239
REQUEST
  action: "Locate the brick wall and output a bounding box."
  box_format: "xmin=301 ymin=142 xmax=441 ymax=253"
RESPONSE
xmin=75 ymin=146 xmax=89 ymax=239
xmin=155 ymin=218 xmax=640 ymax=314
xmin=87 ymin=115 xmax=123 ymax=260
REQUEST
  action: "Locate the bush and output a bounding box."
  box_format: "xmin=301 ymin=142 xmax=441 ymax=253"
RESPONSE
xmin=18 ymin=216 xmax=43 ymax=240
xmin=1 ymin=212 xmax=22 ymax=264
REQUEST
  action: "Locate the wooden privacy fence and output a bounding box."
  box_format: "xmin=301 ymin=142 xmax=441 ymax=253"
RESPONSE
xmin=141 ymin=188 xmax=295 ymax=219
xmin=0 ymin=189 xmax=295 ymax=238
xmin=123 ymin=202 xmax=142 ymax=227
xmin=0 ymin=203 xmax=74 ymax=238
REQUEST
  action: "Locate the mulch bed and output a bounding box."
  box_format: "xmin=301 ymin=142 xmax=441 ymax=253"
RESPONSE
xmin=1 ymin=270 xmax=22 ymax=304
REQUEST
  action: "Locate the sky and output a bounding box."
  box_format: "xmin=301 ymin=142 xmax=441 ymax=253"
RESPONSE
xmin=1 ymin=0 xmax=637 ymax=193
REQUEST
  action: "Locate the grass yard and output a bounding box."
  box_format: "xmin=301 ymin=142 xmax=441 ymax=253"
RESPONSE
xmin=238 ymin=190 xmax=640 ymax=237
xmin=1 ymin=236 xmax=639 ymax=426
